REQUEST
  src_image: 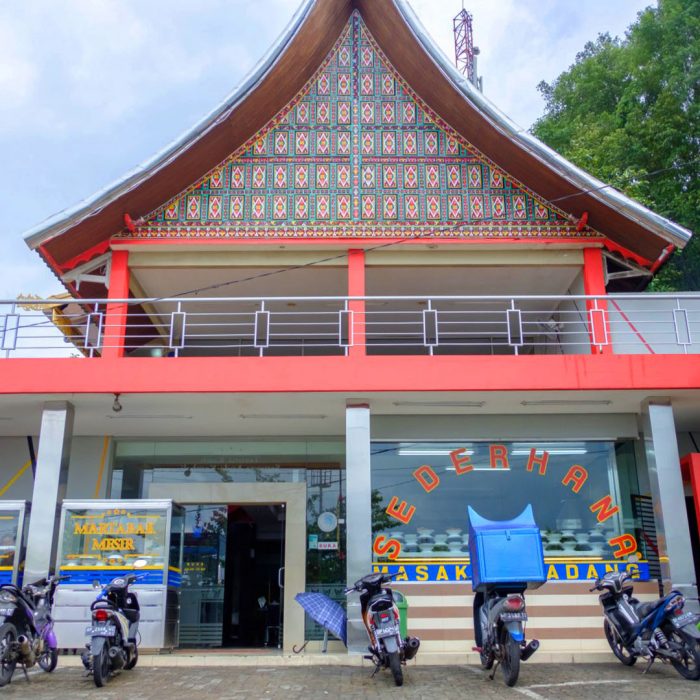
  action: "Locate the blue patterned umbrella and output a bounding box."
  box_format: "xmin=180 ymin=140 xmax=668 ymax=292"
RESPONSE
xmin=295 ymin=592 xmax=347 ymax=646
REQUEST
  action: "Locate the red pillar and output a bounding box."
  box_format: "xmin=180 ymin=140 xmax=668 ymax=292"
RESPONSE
xmin=348 ymin=249 xmax=366 ymax=357
xmin=102 ymin=249 xmax=130 ymax=359
xmin=681 ymin=454 xmax=700 ymax=551
xmin=583 ymin=247 xmax=610 ymax=355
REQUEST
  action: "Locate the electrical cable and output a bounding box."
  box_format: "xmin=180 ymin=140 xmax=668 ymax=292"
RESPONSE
xmin=120 ymin=155 xmax=700 ymax=305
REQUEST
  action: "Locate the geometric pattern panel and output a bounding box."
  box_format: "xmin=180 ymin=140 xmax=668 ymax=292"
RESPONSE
xmin=137 ymin=12 xmax=583 ymax=240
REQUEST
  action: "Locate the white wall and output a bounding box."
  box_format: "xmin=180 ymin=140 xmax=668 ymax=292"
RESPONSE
xmin=0 ymin=436 xmax=113 ymax=502
xmin=372 ymin=413 xmax=639 ymax=441
xmin=0 ymin=437 xmax=37 ymax=500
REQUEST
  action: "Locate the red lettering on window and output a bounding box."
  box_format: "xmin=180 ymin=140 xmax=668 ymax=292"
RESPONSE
xmin=413 ymin=465 xmax=440 ymax=493
xmin=589 ymin=495 xmax=620 ymax=523
xmin=386 ymin=496 xmax=416 ymax=525
xmin=526 ymin=449 xmax=549 ymax=476
xmin=373 ymin=535 xmax=401 ymax=560
xmin=489 ymin=444 xmax=509 ymax=469
xmin=449 ymin=448 xmax=473 ymax=475
xmin=609 ymin=534 xmax=638 ymax=559
xmin=562 ymin=465 xmax=588 ymax=493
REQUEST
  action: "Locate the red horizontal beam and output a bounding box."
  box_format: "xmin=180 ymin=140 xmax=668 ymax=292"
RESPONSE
xmin=1 ymin=354 xmax=700 ymax=395
xmin=111 ymin=236 xmax=603 ymax=249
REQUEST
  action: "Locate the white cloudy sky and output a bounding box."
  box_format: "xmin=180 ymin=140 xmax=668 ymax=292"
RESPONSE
xmin=0 ymin=0 xmax=653 ymax=298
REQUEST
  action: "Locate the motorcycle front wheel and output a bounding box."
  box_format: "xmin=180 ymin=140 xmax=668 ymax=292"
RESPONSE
xmin=500 ymin=627 xmax=520 ymax=687
xmin=38 ymin=646 xmax=58 ymax=673
xmin=666 ymin=629 xmax=700 ymax=681
xmin=604 ymin=619 xmax=637 ymax=666
xmin=93 ymin=645 xmax=111 ymax=687
xmin=0 ymin=622 xmax=17 ymax=687
xmin=388 ymin=650 xmax=403 ymax=687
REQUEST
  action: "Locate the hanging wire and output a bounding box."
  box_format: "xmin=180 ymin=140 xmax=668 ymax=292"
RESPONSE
xmin=115 ymin=155 xmax=699 ymax=306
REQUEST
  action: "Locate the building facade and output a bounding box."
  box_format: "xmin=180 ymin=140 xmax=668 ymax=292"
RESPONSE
xmin=1 ymin=0 xmax=699 ymax=660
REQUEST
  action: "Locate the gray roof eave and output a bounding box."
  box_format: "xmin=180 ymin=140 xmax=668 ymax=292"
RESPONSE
xmin=393 ymin=0 xmax=692 ymax=250
xmin=23 ymin=0 xmax=317 ymax=250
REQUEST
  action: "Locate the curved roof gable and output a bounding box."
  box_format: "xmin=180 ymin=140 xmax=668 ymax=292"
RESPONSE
xmin=134 ymin=13 xmax=582 ymax=243
xmin=24 ymin=0 xmax=691 ymax=275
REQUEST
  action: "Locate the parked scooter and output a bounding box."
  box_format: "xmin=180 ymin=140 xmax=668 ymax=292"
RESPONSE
xmin=345 ymin=572 xmax=420 ymax=686
xmin=469 ymin=505 xmax=544 ymax=687
xmin=473 ymin=585 xmax=539 ymax=687
xmin=81 ymin=563 xmax=145 ymax=687
xmin=591 ymin=571 xmax=700 ymax=679
xmin=0 ymin=574 xmax=68 ymax=686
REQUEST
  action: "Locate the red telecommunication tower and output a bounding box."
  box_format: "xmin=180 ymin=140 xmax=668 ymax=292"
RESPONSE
xmin=453 ymin=6 xmax=482 ymax=90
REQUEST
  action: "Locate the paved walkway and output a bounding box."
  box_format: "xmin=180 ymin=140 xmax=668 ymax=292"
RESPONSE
xmin=2 ymin=662 xmax=698 ymax=699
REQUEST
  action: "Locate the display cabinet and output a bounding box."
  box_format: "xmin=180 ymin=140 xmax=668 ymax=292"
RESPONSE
xmin=0 ymin=501 xmax=28 ymax=586
xmin=52 ymin=499 xmax=184 ymax=649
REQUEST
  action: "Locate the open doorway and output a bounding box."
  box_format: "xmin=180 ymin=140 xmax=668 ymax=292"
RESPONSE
xmin=180 ymin=504 xmax=285 ymax=648
xmin=223 ymin=505 xmax=285 ymax=647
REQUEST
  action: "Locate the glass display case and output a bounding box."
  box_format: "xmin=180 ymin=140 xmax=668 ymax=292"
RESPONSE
xmin=371 ymin=441 xmax=631 ymax=565
xmin=53 ymin=500 xmax=184 ymax=649
xmin=0 ymin=501 xmax=28 ymax=586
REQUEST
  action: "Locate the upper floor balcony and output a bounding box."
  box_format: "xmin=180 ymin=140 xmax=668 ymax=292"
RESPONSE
xmin=2 ymin=293 xmax=699 ymax=359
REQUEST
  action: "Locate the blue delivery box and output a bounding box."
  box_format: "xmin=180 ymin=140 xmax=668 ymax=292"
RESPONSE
xmin=468 ymin=504 xmax=546 ymax=591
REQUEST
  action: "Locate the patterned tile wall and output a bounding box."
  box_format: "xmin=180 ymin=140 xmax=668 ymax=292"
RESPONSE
xmin=135 ymin=13 xmax=584 ymax=240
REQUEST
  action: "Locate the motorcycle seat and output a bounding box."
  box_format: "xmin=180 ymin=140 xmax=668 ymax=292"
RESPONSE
xmin=635 ymin=599 xmax=666 ymax=619
xmin=123 ymin=608 xmax=140 ymax=623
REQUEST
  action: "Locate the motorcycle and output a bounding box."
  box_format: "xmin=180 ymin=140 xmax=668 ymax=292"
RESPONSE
xmin=473 ymin=585 xmax=540 ymax=687
xmin=591 ymin=571 xmax=700 ymax=680
xmin=81 ymin=565 xmax=145 ymax=687
xmin=345 ymin=572 xmax=420 ymax=687
xmin=0 ymin=574 xmax=68 ymax=686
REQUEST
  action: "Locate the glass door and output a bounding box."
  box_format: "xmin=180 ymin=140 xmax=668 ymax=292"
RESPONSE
xmin=179 ymin=505 xmax=228 ymax=647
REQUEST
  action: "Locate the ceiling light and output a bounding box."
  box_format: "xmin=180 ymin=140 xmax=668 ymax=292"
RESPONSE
xmin=239 ymin=414 xmax=327 ymax=419
xmin=446 ymin=464 xmax=509 ymax=472
xmin=511 ymin=449 xmax=588 ymax=456
xmin=112 ymin=393 xmax=122 ymax=413
xmin=399 ymin=449 xmax=474 ymax=456
xmin=106 ymin=414 xmax=193 ymax=420
xmin=520 ymin=400 xmax=612 ymax=407
xmin=392 ymin=401 xmax=485 ymax=408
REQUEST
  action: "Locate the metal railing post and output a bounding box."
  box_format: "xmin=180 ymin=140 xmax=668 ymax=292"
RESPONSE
xmin=254 ymin=301 xmax=270 ymax=357
xmin=423 ymin=300 xmax=438 ymax=355
xmin=507 ymin=300 xmax=523 ymax=355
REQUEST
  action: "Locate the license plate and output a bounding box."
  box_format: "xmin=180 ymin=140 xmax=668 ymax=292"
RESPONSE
xmin=85 ymin=625 xmax=116 ymax=636
xmin=672 ymin=612 xmax=700 ymax=628
xmin=0 ymin=608 xmax=13 ymax=616
xmin=375 ymin=625 xmax=399 ymax=639
xmin=500 ymin=612 xmax=528 ymax=622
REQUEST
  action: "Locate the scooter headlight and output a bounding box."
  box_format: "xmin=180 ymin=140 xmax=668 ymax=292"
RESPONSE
xmin=0 ymin=590 xmax=17 ymax=604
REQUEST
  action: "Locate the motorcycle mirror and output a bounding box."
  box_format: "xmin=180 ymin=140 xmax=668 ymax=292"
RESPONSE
xmin=133 ymin=558 xmax=149 ymax=569
xmin=92 ymin=579 xmax=101 ymax=589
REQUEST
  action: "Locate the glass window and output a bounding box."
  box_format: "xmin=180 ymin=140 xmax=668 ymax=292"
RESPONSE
xmin=304 ymin=467 xmax=346 ymax=640
xmin=371 ymin=441 xmax=627 ymax=560
xmin=0 ymin=511 xmax=20 ymax=569
xmin=59 ymin=507 xmax=168 ymax=569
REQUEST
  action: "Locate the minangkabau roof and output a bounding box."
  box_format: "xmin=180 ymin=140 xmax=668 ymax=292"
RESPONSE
xmin=24 ymin=0 xmax=691 ymax=275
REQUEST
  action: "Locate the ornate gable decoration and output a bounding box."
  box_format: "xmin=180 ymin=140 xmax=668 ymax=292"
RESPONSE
xmin=133 ymin=13 xmax=584 ymax=241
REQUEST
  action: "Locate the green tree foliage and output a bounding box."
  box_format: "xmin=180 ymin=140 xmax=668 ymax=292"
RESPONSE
xmin=372 ymin=488 xmax=396 ymax=533
xmin=532 ymin=0 xmax=700 ymax=290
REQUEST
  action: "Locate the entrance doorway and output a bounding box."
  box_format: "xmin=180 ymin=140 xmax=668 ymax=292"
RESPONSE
xmin=179 ymin=504 xmax=285 ymax=648
xmin=150 ymin=481 xmax=306 ymax=653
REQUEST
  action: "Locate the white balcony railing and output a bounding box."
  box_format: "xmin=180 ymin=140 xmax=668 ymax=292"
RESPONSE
xmin=2 ymin=294 xmax=700 ymax=358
